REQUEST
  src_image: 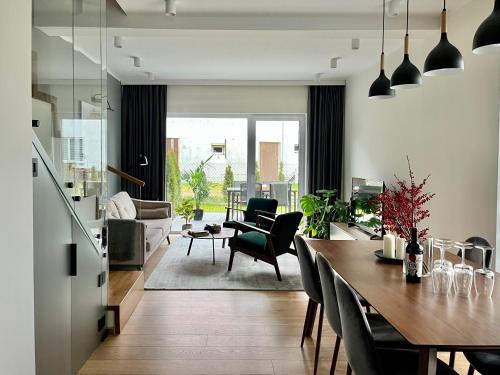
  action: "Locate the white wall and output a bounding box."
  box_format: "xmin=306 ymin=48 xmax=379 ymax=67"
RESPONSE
xmin=0 ymin=0 xmax=36 ymax=374
xmin=167 ymin=85 xmax=308 ymax=114
xmin=345 ymin=0 xmax=500 ymax=247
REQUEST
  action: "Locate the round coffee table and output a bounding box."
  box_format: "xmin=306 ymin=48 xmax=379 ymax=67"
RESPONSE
xmin=181 ymin=227 xmax=235 ymax=265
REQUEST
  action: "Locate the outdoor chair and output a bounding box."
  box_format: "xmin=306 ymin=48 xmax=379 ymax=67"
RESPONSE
xmin=270 ymin=182 xmax=290 ymax=212
xmin=227 ymin=211 xmax=303 ymax=281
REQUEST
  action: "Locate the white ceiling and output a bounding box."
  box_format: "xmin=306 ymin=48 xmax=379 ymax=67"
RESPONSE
xmin=35 ymin=0 xmax=475 ymax=84
xmin=115 ymin=0 xmax=471 ymax=16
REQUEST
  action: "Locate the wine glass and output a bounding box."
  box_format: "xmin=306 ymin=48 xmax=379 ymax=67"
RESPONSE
xmin=422 ymin=237 xmax=434 ymax=278
xmin=432 ymin=239 xmax=454 ymax=295
xmin=474 ymin=245 xmax=495 ymax=297
xmin=453 ymin=242 xmax=474 ymax=297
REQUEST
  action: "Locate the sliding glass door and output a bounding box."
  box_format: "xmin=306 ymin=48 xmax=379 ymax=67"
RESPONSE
xmin=166 ymin=114 xmax=305 ymax=229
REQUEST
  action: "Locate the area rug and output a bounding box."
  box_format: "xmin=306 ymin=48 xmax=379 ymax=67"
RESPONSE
xmin=145 ymin=237 xmax=303 ymax=290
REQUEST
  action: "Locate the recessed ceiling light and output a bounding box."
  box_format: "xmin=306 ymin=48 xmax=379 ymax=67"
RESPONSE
xmin=165 ymin=0 xmax=177 ymax=16
xmin=330 ymin=57 xmax=342 ymax=69
xmin=314 ymin=73 xmax=324 ymax=82
xmin=133 ymin=56 xmax=141 ymax=67
xmin=387 ymin=0 xmax=403 ymax=17
xmin=352 ymin=38 xmax=361 ymax=50
xmin=114 ymin=36 xmax=123 ymax=48
xmin=146 ymin=72 xmax=155 ymax=81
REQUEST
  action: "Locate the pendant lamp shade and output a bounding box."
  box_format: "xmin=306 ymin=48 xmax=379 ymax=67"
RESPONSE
xmin=369 ymin=0 xmax=395 ymax=99
xmin=473 ymin=0 xmax=500 ymax=55
xmin=390 ymin=0 xmax=422 ymax=89
xmin=424 ymin=6 xmax=464 ymax=76
xmin=369 ymin=55 xmax=395 ymax=99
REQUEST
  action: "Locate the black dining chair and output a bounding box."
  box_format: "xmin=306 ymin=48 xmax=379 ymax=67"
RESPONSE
xmin=316 ymin=253 xmax=420 ymax=375
xmin=295 ymin=235 xmax=323 ymax=375
xmin=333 ymin=273 xmax=459 ymax=375
xmin=464 ymin=351 xmax=500 ymax=375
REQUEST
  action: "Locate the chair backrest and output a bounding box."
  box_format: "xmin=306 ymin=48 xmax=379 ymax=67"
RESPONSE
xmin=270 ymin=182 xmax=289 ymax=206
xmin=334 ymin=274 xmax=380 ymax=375
xmin=295 ymin=235 xmax=322 ymax=304
xmin=316 ymin=253 xmax=342 ymax=336
xmin=244 ymin=197 xmax=278 ymax=223
xmin=269 ymin=211 xmax=303 ymax=251
xmin=459 ymin=236 xmax=493 ymax=268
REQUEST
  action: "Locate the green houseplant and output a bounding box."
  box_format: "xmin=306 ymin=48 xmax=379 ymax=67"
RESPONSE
xmin=177 ymin=197 xmax=195 ymax=230
xmin=182 ymin=155 xmax=213 ymax=220
xmin=300 ymin=190 xmax=339 ymax=239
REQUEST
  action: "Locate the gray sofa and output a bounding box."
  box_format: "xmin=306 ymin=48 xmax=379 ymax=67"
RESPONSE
xmin=106 ymin=191 xmax=172 ymax=268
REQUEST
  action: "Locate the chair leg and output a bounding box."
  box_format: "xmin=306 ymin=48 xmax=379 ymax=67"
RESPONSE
xmin=167 ymin=235 xmax=170 ymax=245
xmin=274 ymin=262 xmax=282 ymax=281
xmin=228 ymin=250 xmax=235 ymax=271
xmin=467 ymin=365 xmax=475 ymax=375
xmin=330 ymin=336 xmax=341 ymax=375
xmin=449 ymin=351 xmax=456 ymax=368
xmin=346 ymin=363 xmax=352 ymax=375
xmin=313 ymin=304 xmax=324 ymax=375
xmin=305 ymin=301 xmax=318 ymax=338
xmin=301 ymin=299 xmax=314 ymax=347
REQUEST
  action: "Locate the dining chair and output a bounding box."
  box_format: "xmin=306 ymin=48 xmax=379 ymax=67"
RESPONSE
xmin=333 ymin=273 xmax=459 ymax=375
xmin=316 ymin=253 xmax=420 ymax=375
xmin=464 ymin=350 xmax=500 ymax=375
xmin=295 ymin=235 xmax=323 ymax=375
xmin=228 ymin=211 xmax=303 ymax=281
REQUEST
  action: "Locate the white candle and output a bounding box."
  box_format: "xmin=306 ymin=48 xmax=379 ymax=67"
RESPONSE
xmin=396 ymin=237 xmax=406 ymax=260
xmin=383 ymin=234 xmax=396 ymax=258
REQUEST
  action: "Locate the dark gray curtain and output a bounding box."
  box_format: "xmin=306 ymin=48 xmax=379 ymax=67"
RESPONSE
xmin=121 ymin=85 xmax=167 ymax=200
xmin=307 ymin=86 xmax=345 ymax=196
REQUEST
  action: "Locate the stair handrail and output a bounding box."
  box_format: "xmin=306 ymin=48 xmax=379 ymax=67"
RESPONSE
xmin=107 ymin=165 xmax=145 ymax=187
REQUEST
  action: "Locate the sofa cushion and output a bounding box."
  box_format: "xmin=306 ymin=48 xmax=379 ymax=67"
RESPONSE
xmin=106 ymin=200 xmax=120 ymax=219
xmin=138 ymin=218 xmax=172 ymax=236
xmin=146 ymin=228 xmax=163 ymax=253
xmin=137 ymin=207 xmax=169 ymax=220
xmin=111 ymin=192 xmax=137 ymax=219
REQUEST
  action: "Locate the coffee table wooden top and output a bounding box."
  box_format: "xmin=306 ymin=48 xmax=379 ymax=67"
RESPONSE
xmin=306 ymin=239 xmax=500 ymax=349
xmin=181 ymin=227 xmax=235 ymax=240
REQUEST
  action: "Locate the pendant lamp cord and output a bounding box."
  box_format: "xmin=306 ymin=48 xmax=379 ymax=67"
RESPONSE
xmin=444 ymin=0 xmax=446 ymax=11
xmin=406 ymin=0 xmax=409 ymax=35
xmin=382 ymin=0 xmax=386 ymax=53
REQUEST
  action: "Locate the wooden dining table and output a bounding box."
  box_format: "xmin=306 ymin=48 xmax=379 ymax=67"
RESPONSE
xmin=305 ymin=239 xmax=500 ymax=375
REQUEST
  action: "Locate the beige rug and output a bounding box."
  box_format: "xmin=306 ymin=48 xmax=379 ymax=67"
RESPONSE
xmin=145 ymin=237 xmax=303 ymax=290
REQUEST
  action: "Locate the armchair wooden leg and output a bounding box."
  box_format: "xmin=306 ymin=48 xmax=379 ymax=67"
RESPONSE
xmin=228 ymin=250 xmax=235 ymax=271
xmin=330 ymin=336 xmax=341 ymax=375
xmin=467 ymin=365 xmax=475 ymax=375
xmin=301 ymin=299 xmax=314 ymax=347
xmin=313 ymin=304 xmax=324 ymax=375
xmin=274 ymin=262 xmax=282 ymax=281
xmin=449 ymin=351 xmax=456 ymax=368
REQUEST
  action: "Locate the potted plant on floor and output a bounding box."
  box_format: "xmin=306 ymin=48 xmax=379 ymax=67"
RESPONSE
xmin=183 ymin=155 xmax=213 ymax=221
xmin=178 ymin=197 xmax=195 ymax=231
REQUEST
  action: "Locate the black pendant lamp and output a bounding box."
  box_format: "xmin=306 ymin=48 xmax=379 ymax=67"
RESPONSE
xmin=473 ymin=0 xmax=500 ymax=55
xmin=369 ymin=0 xmax=395 ymax=99
xmin=391 ymin=0 xmax=422 ymax=89
xmin=424 ymin=0 xmax=464 ymax=76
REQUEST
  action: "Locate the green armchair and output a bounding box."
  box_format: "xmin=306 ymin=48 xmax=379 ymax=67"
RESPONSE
xmin=223 ymin=197 xmax=278 ymax=228
xmin=228 ymin=211 xmax=303 ymax=281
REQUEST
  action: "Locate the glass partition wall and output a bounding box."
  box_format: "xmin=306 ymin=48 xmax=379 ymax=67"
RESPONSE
xmin=166 ymin=114 xmax=306 ymax=230
xmin=32 ymin=0 xmax=107 ymax=230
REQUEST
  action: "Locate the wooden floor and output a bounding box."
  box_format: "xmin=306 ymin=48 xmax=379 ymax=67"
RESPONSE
xmin=80 ymin=288 xmax=471 ymax=375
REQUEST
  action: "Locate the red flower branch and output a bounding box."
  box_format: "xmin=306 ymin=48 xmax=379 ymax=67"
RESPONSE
xmin=374 ymin=157 xmax=435 ymax=241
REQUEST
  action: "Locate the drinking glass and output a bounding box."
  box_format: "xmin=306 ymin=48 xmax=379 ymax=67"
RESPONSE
xmin=432 ymin=239 xmax=454 ymax=295
xmin=422 ymin=237 xmax=434 ymax=278
xmin=453 ymin=242 xmax=474 ymax=297
xmin=474 ymin=245 xmax=495 ymax=297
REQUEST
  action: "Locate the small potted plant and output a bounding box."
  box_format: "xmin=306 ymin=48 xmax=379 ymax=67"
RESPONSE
xmin=177 ymin=197 xmax=195 ymax=231
xmin=183 ymin=156 xmax=212 ymax=220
